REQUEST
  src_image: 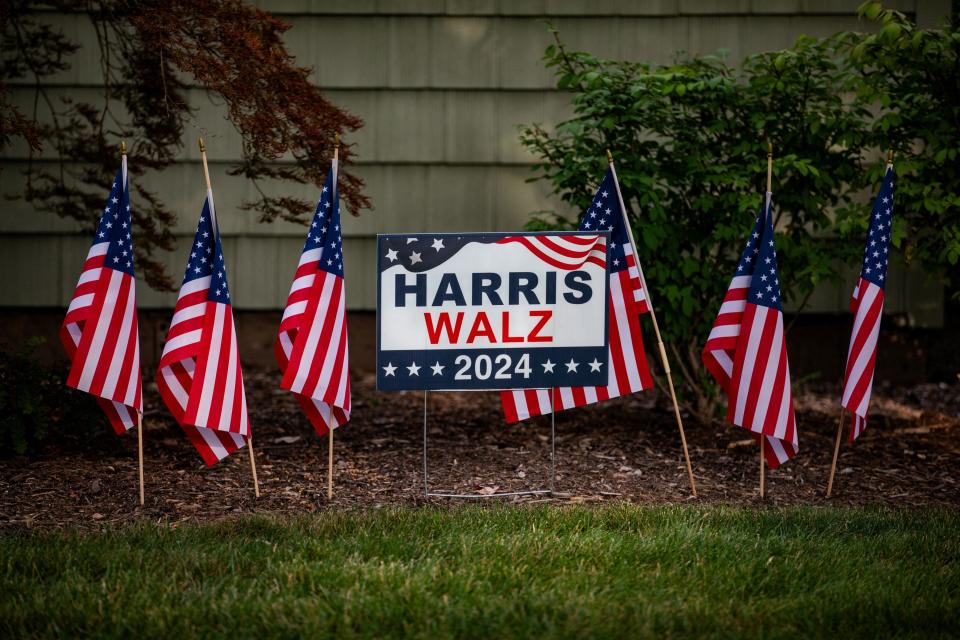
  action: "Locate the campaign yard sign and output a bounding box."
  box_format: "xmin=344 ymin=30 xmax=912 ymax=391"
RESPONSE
xmin=376 ymin=232 xmax=610 ymax=391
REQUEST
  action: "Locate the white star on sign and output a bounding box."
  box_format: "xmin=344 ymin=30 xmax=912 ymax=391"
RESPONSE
xmin=588 ymin=359 xmax=603 ymax=372
xmin=382 ymin=363 xmax=397 ymax=377
xmin=565 ymin=359 xmax=579 ymax=373
xmin=541 ymin=359 xmax=555 ymax=373
xmin=431 ymin=362 xmax=445 ymax=376
xmin=409 ymin=251 xmax=422 ymax=265
xmin=407 ymin=362 xmax=421 ymax=376
xmin=385 ymin=248 xmax=398 ymax=262
xmin=431 ymin=238 xmax=444 ymax=251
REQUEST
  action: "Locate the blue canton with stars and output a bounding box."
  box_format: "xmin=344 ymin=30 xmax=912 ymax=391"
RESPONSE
xmin=182 ymin=198 xmax=231 ymax=305
xmin=580 ymin=167 xmax=630 ymax=273
xmin=96 ymin=167 xmax=135 ymax=277
xmin=303 ymin=166 xmax=344 ymax=277
xmin=747 ymin=197 xmax=784 ymax=311
xmin=860 ymin=166 xmax=895 ymax=290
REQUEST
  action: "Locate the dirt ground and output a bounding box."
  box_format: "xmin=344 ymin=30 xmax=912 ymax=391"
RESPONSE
xmin=1 ymin=370 xmax=958 ymax=530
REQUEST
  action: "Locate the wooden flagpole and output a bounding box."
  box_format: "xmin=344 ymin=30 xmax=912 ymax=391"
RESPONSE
xmin=327 ymin=134 xmax=340 ymax=501
xmin=607 ymin=150 xmax=697 ymax=497
xmin=137 ymin=412 xmax=145 ymax=506
xmin=198 ymin=137 xmax=260 ymax=498
xmin=759 ymin=142 xmax=773 ymax=499
xmin=327 ymin=417 xmax=334 ymax=499
xmin=825 ymin=150 xmax=895 ymax=498
xmin=826 ymin=408 xmax=845 ymax=497
xmin=247 ymin=437 xmax=261 ymax=498
xmin=121 ymin=140 xmax=146 ymax=507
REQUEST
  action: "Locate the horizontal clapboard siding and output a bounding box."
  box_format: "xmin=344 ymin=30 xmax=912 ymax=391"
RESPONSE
xmin=0 ymin=1 xmax=947 ymax=327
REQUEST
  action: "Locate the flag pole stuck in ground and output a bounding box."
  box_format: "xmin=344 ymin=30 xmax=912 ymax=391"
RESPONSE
xmin=702 ymin=143 xmax=799 ymax=498
xmin=606 ymin=150 xmax=697 ymax=497
xmin=121 ymin=139 xmax=146 ymax=507
xmin=275 ymin=132 xmax=352 ymax=502
xmin=826 ymin=407 xmax=845 ymax=497
xmin=760 ymin=142 xmax=773 ymax=499
xmin=328 ymin=135 xmax=339 ymax=500
xmin=328 ymin=413 xmax=334 ymax=499
xmin=827 ymin=150 xmax=896 ymax=498
xmin=199 ymin=138 xmax=261 ymax=499
xmin=155 ymin=137 xmax=259 ymax=496
xmin=60 ymin=137 xmax=144 ymax=506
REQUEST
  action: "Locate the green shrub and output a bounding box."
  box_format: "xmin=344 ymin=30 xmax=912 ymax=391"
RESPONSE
xmin=520 ymin=3 xmax=959 ymax=417
xmin=0 ymin=338 xmax=104 ymax=455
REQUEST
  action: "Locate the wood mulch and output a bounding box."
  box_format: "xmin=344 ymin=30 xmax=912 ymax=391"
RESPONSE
xmin=1 ymin=370 xmax=958 ymax=531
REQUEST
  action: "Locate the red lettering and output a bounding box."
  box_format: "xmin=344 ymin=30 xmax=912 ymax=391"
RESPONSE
xmin=528 ymin=310 xmax=553 ymax=342
xmin=466 ymin=312 xmax=497 ymax=343
xmin=501 ymin=311 xmax=523 ymax=343
xmin=424 ymin=312 xmax=463 ymax=344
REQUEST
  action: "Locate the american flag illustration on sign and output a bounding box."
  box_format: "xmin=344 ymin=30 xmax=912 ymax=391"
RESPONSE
xmin=376 ymin=232 xmax=610 ymax=391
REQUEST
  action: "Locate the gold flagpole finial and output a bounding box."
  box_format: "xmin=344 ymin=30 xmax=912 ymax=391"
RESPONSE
xmin=606 ymin=149 xmax=613 ymax=164
xmin=887 ymin=149 xmax=894 ymax=163
xmin=198 ymin=137 xmax=206 ymax=153
xmin=334 ymin=133 xmax=340 ymax=147
xmin=767 ymin=142 xmax=773 ymax=157
xmin=120 ymin=140 xmax=127 ymax=155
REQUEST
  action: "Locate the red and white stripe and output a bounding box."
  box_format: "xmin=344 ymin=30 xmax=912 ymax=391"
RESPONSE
xmin=500 ymin=241 xmax=653 ymax=422
xmin=726 ymin=302 xmax=798 ymax=468
xmin=275 ymin=160 xmax=351 ymax=435
xmin=60 ymin=159 xmax=142 ymax=434
xmin=495 ymin=234 xmax=607 ymax=270
xmin=701 ymin=274 xmax=752 ymax=393
xmin=156 ymin=192 xmax=248 ymax=466
xmin=841 ymin=277 xmax=884 ymax=441
xmin=276 ymin=251 xmax=351 ymax=434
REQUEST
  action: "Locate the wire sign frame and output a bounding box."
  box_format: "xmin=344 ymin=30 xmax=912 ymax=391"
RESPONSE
xmin=422 ymin=389 xmax=556 ymax=499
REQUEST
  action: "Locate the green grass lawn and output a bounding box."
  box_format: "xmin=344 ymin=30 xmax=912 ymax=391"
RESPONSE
xmin=2 ymin=505 xmax=957 ymax=638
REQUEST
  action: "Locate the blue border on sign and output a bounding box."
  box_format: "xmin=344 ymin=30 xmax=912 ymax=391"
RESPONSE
xmin=375 ymin=231 xmax=611 ymax=392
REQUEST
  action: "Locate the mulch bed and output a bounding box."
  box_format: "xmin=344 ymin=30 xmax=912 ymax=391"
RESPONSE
xmin=1 ymin=370 xmax=958 ymax=530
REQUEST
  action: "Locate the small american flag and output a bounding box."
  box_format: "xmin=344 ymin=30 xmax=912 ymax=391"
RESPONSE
xmin=500 ymin=167 xmax=653 ymax=422
xmin=276 ymin=159 xmax=351 ymax=434
xmin=156 ymin=190 xmax=250 ymax=466
xmin=61 ymin=157 xmax=143 ymax=433
xmin=702 ymin=195 xmax=798 ymax=468
xmin=842 ymin=164 xmax=895 ymax=440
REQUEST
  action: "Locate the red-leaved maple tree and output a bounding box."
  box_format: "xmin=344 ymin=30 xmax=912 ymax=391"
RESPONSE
xmin=2 ymin=0 xmax=369 ymax=290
